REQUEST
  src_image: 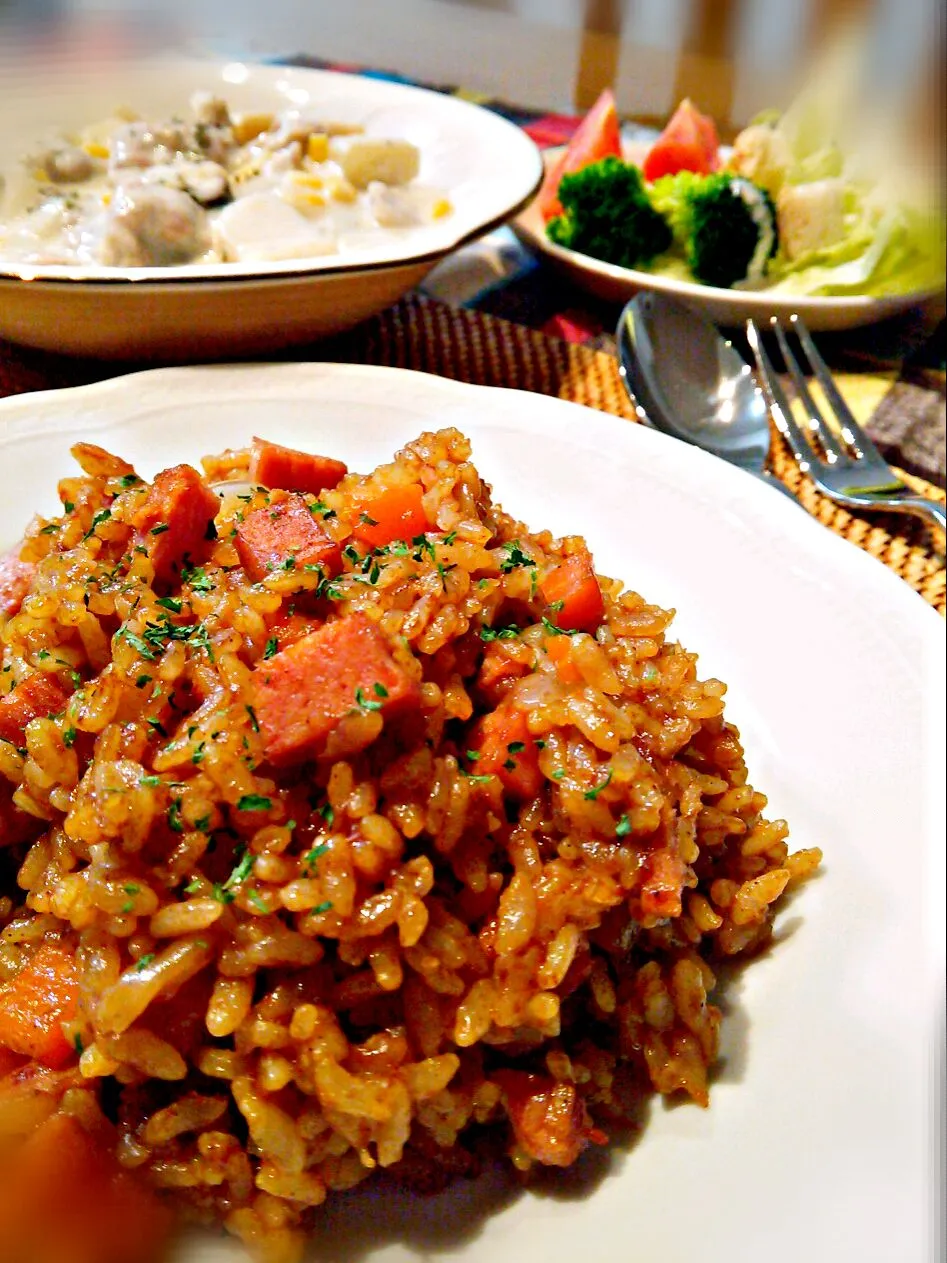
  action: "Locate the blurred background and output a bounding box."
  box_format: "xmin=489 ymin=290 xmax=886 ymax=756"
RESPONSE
xmin=0 ymin=0 xmax=942 ymax=138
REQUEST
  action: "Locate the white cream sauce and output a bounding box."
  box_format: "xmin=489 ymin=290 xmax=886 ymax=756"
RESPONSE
xmin=0 ymin=93 xmax=452 ymax=268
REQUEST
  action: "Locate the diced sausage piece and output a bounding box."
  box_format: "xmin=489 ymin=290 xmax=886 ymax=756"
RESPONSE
xmin=249 ymin=437 xmax=347 ymax=496
xmin=0 ymin=945 xmax=80 ymax=1068
xmin=354 ymin=483 xmax=430 ymax=549
xmin=494 ymin=1070 xmax=595 ymax=1167
xmin=235 ymin=495 xmax=342 ymax=583
xmin=253 ymin=612 xmax=419 ymax=764
xmin=0 ymin=673 xmax=69 ymax=746
xmin=0 ymin=551 xmax=35 ymax=618
xmin=540 ymin=551 xmax=604 ymax=633
xmin=469 ymin=702 xmax=542 ymax=800
xmin=132 ymin=464 xmax=219 ymax=584
xmin=477 ymin=642 xmax=530 ymax=705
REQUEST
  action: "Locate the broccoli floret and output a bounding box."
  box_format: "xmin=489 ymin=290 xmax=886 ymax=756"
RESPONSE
xmin=683 ymin=172 xmax=778 ymax=288
xmin=546 ymin=156 xmax=672 ymax=269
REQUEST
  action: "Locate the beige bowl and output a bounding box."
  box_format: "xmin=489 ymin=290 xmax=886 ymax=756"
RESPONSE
xmin=0 ymin=57 xmax=543 ymax=359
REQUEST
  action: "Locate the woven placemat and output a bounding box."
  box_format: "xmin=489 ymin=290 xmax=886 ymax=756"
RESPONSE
xmin=315 ymin=294 xmax=946 ymax=616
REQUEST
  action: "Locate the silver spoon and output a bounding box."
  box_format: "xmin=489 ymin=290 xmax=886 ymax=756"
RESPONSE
xmin=616 ymin=292 xmax=797 ymax=502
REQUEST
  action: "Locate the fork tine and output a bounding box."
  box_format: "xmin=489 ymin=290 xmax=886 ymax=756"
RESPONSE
xmin=770 ymin=318 xmax=847 ymax=465
xmin=745 ymin=319 xmax=819 ymax=476
xmin=789 ymin=315 xmax=888 ymax=464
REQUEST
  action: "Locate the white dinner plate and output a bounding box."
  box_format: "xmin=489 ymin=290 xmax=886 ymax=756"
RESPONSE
xmin=512 ymin=146 xmax=945 ymax=332
xmin=0 ymin=364 xmax=943 ymax=1263
xmin=0 ymin=58 xmax=542 ymax=356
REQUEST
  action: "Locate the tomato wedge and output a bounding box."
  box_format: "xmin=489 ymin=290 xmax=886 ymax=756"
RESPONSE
xmin=537 ymin=88 xmax=622 ymax=221
xmin=641 ymin=98 xmax=720 ymax=182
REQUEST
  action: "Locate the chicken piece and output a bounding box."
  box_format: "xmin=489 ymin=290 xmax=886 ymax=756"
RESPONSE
xmin=190 ymin=91 xmax=232 ymax=129
xmin=97 ymin=185 xmax=212 ymax=266
xmin=41 ymin=146 xmax=96 ymax=184
xmin=177 ymin=160 xmax=230 ymax=206
xmin=366 ymin=182 xmax=422 ymax=228
xmin=776 ymin=178 xmax=846 ymax=261
xmin=728 ymin=124 xmax=791 ymax=195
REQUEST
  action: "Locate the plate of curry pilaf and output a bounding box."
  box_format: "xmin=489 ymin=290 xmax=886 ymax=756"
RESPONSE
xmin=0 ymin=364 xmax=942 ymax=1263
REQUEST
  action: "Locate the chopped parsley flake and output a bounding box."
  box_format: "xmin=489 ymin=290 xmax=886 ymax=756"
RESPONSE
xmin=167 ymin=800 xmax=185 ymax=833
xmin=135 ymin=954 xmax=156 ymax=972
xmin=354 ymin=686 xmax=383 ymax=712
xmin=237 ymin=794 xmax=271 ymax=812
xmin=499 ymin=541 xmax=535 ymax=574
xmin=263 ymin=636 xmax=278 ymax=660
xmin=149 ymin=522 xmax=170 ymax=536
xmin=245 ymin=705 xmax=260 ymax=733
xmin=63 ymin=727 xmax=77 ymax=748
xmin=181 ymin=564 xmax=215 ymax=592
xmin=507 ymin=741 xmax=526 ymax=754
xmin=155 ymin=596 xmax=183 ymax=614
xmin=303 ymin=843 xmax=329 ymax=871
xmin=615 ymin=814 xmax=632 ymax=838
xmin=84 ymin=508 xmax=112 ymax=539
xmin=311 ymin=901 xmax=333 ymax=916
xmin=480 ymin=624 xmax=520 ymax=641
xmin=584 ymin=770 xmax=613 ymax=801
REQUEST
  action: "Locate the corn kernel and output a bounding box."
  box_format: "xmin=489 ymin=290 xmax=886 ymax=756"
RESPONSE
xmin=306 ymin=133 xmax=329 ymax=163
xmin=82 ymin=141 xmax=110 ymax=159
xmin=329 ymin=177 xmax=357 ymax=204
xmin=431 ymin=198 xmax=453 ymax=219
xmin=232 ymin=112 xmax=274 ymax=145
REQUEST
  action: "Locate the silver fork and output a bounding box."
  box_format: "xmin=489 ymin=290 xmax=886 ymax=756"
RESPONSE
xmin=746 ymin=315 xmax=946 ymax=533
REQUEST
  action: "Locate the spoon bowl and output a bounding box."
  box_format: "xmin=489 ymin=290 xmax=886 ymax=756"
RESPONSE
xmin=617 ymin=292 xmax=794 ymax=498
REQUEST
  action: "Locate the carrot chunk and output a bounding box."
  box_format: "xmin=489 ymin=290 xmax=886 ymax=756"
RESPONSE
xmin=0 ymin=550 xmax=35 ymax=618
xmin=469 ymin=702 xmax=542 ymax=799
xmin=494 ymin=1070 xmax=597 ymax=1167
xmin=354 ymin=483 xmax=430 ymax=549
xmin=544 ymin=633 xmax=583 ymax=684
xmin=0 ymin=672 xmax=69 ymax=746
xmin=249 ymin=437 xmax=347 ymax=495
xmin=540 ymin=551 xmax=604 ymax=633
xmin=235 ymin=495 xmax=342 ymax=583
xmin=0 ymin=1112 xmax=173 ymax=1263
xmin=0 ymin=944 xmax=80 ymax=1068
xmin=253 ymin=612 xmax=420 ymax=764
xmin=132 ymin=464 xmax=219 ymax=584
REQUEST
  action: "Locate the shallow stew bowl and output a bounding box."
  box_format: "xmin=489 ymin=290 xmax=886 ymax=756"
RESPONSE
xmin=0 ymin=57 xmax=543 ymax=358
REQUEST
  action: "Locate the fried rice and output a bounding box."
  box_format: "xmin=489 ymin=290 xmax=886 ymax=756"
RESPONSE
xmin=0 ymin=427 xmax=821 ymax=1263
